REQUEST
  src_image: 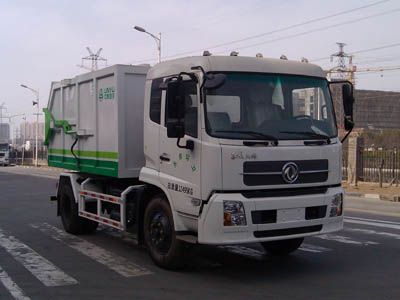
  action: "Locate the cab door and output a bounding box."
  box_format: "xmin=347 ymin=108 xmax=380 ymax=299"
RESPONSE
xmin=159 ymin=80 xmax=202 ymax=217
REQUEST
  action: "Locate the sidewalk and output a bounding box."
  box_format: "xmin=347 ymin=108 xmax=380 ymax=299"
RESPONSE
xmin=343 ymin=181 xmax=400 ymax=201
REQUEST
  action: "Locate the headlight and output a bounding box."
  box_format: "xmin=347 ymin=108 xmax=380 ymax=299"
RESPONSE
xmin=223 ymin=201 xmax=247 ymax=226
xmin=329 ymin=193 xmax=343 ymax=217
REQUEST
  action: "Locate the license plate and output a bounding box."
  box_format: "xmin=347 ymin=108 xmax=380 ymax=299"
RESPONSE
xmin=277 ymin=208 xmax=305 ymax=223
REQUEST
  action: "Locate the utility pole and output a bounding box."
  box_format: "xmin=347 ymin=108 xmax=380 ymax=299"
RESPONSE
xmin=77 ymin=47 xmax=107 ymax=71
xmin=328 ymin=42 xmax=356 ymax=85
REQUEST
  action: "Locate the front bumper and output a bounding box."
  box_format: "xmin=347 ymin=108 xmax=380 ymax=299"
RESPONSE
xmin=198 ymin=186 xmax=343 ymax=244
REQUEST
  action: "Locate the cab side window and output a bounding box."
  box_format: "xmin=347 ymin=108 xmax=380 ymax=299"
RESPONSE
xmin=149 ymin=78 xmax=163 ymax=124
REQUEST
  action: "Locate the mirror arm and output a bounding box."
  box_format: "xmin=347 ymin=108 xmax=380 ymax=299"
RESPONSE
xmin=177 ymin=138 xmax=194 ymax=151
xmin=191 ymin=66 xmax=208 ymax=89
xmin=341 ymin=128 xmax=353 ymax=143
xmin=340 ymin=118 xmax=354 ymax=143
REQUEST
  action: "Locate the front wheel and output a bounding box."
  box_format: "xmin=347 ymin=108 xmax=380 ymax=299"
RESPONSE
xmin=261 ymin=238 xmax=304 ymax=256
xmin=143 ymin=195 xmax=185 ymax=270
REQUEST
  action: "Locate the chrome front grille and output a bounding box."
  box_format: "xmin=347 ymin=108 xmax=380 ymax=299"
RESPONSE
xmin=242 ymin=160 xmax=329 ymax=186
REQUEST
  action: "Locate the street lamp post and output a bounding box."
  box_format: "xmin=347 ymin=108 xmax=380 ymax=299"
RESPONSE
xmin=20 ymin=84 xmax=40 ymax=167
xmin=133 ymin=25 xmax=162 ymax=63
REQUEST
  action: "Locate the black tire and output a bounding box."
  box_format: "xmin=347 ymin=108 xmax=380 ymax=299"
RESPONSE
xmin=143 ymin=195 xmax=185 ymax=270
xmin=261 ymin=238 xmax=304 ymax=256
xmin=59 ymin=181 xmax=98 ymax=235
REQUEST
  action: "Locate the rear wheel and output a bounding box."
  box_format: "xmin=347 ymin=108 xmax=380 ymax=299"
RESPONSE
xmin=59 ymin=181 xmax=98 ymax=234
xmin=144 ymin=195 xmax=185 ymax=270
xmin=261 ymin=238 xmax=304 ymax=256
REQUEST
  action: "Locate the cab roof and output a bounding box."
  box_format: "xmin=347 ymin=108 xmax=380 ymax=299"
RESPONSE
xmin=146 ymin=56 xmax=326 ymax=80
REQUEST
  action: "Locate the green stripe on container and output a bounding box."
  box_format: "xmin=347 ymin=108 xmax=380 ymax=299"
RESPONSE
xmin=48 ymin=155 xmax=118 ymax=177
xmin=48 ymin=149 xmax=118 ymax=160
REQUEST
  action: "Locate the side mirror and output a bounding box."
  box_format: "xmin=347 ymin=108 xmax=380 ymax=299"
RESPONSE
xmin=342 ymin=83 xmax=354 ymax=131
xmin=167 ymin=120 xmax=184 ymax=138
xmin=166 ymin=80 xmax=185 ymax=138
xmin=204 ymin=73 xmax=226 ymax=89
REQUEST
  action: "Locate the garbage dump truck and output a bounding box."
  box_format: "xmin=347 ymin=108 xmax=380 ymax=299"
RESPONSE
xmin=0 ymin=142 xmax=10 ymax=166
xmin=45 ymin=55 xmax=354 ymax=269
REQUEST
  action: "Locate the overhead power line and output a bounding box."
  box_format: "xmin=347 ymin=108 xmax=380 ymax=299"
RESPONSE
xmin=172 ymin=0 xmax=390 ymax=55
xmin=131 ymin=0 xmax=391 ymax=64
xmin=356 ymin=68 xmax=400 ymax=75
xmin=311 ymin=42 xmax=400 ymax=62
xmin=354 ymin=56 xmax=400 ymax=65
xmin=209 ymin=8 xmax=400 ymax=55
xmin=329 ymin=66 xmax=400 ymax=73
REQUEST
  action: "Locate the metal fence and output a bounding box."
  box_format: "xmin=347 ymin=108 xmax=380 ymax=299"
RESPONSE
xmin=361 ymin=148 xmax=400 ymax=184
xmin=342 ymin=147 xmax=399 ymax=184
xmin=8 ymin=149 xmax=48 ymax=166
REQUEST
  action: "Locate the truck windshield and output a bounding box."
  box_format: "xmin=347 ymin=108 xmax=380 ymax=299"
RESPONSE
xmin=205 ymin=73 xmax=337 ymax=140
xmin=0 ymin=144 xmax=8 ymax=151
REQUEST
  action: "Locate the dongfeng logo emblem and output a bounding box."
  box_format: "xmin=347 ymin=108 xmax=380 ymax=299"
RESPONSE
xmin=282 ymin=162 xmax=299 ymax=183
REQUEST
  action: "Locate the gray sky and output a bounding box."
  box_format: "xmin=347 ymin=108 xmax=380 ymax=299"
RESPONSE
xmin=1 ymin=0 xmax=399 ymax=125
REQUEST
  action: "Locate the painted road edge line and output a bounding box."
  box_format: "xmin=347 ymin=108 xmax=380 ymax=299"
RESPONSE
xmin=345 ymin=216 xmax=400 ymax=226
xmin=0 ymin=265 xmax=31 ymax=300
xmin=345 ymin=219 xmax=400 ymax=230
xmin=345 ymin=227 xmax=400 ymax=240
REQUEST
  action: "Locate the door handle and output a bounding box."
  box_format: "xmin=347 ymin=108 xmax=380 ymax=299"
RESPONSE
xmin=160 ymin=154 xmax=170 ymax=162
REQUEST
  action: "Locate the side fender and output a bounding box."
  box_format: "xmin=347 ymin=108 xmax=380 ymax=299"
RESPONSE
xmin=139 ymin=167 xmax=189 ymax=231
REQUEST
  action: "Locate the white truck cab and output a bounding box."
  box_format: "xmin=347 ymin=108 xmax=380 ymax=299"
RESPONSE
xmin=48 ymin=55 xmax=354 ymax=269
xmin=142 ymin=56 xmax=349 ymax=243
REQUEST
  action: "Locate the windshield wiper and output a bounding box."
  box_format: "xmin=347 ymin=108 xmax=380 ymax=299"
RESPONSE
xmin=280 ymin=131 xmax=331 ymax=144
xmin=214 ymin=130 xmax=279 ymax=145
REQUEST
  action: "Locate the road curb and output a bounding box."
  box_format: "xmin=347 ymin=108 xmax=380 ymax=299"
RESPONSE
xmin=14 ymin=165 xmax=63 ymax=171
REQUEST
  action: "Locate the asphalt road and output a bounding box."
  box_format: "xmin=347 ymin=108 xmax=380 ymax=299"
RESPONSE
xmin=0 ymin=167 xmax=399 ymax=300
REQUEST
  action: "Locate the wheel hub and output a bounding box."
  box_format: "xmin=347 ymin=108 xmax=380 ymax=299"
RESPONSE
xmin=149 ymin=211 xmax=172 ymax=254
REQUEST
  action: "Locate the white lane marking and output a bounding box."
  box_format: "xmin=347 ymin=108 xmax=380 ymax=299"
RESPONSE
xmin=345 ymin=228 xmax=400 ymax=240
xmin=32 ymin=223 xmax=152 ymax=277
xmin=345 ymin=219 xmax=400 ymax=230
xmin=0 ymin=265 xmax=31 ymax=300
xmin=218 ymin=246 xmax=265 ymax=260
xmin=345 ymin=216 xmax=400 ymax=226
xmin=0 ymin=229 xmax=77 ymax=287
xmin=99 ymin=227 xmax=138 ymax=246
xmin=299 ymin=243 xmax=331 ymax=253
xmin=315 ymin=234 xmax=379 ymax=246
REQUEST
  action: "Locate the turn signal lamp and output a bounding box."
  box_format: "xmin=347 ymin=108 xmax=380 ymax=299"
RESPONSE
xmin=330 ymin=193 xmax=343 ymax=217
